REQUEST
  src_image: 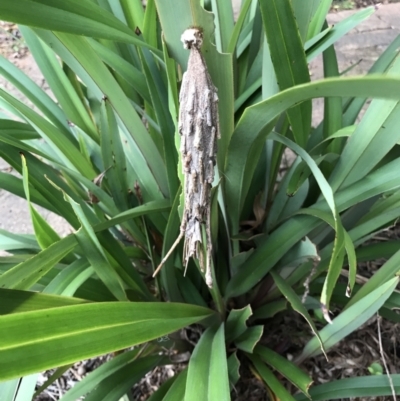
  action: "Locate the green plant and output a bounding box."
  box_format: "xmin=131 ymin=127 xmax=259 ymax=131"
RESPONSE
xmin=368 ymin=362 xmax=384 ymax=375
xmin=1 ymin=0 xmax=400 ymax=399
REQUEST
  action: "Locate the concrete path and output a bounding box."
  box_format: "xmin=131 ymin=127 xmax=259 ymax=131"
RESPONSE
xmin=0 ymin=3 xmax=400 ymax=236
xmin=311 ymin=3 xmax=400 ymax=124
xmin=327 ymin=3 xmax=400 ymax=74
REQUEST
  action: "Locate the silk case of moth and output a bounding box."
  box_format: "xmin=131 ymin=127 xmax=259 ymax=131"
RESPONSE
xmin=153 ymin=27 xmax=220 ymax=288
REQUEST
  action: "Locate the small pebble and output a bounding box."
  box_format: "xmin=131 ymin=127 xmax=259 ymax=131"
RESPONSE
xmin=77 ymin=365 xmax=86 ymax=376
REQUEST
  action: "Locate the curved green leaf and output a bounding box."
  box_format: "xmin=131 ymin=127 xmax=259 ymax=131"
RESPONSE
xmin=163 ymin=370 xmax=187 ymax=401
xmin=255 ymin=344 xmax=312 ymax=397
xmin=3 ymin=375 xmax=37 ymax=401
xmin=249 ymin=354 xmax=297 ymax=401
xmin=235 ymin=326 xmax=263 ymax=353
xmin=20 ymin=25 xmax=98 ymax=140
xmin=345 ymin=246 xmax=400 ymax=310
xmin=331 ymin=99 xmax=400 ymax=191
xmin=297 ymin=276 xmax=399 ymax=363
xmin=0 ymin=229 xmax=39 ymax=252
xmin=225 ymin=76 xmax=400 ymax=234
xmin=0 ymin=302 xmax=213 ymax=381
xmin=93 ymin=200 xmax=171 ymax=232
xmin=225 ymin=306 xmax=252 ymax=343
xmin=227 ymin=0 xmax=252 ymax=54
xmin=34 ymin=366 xmax=71 ymax=399
xmin=0 ymin=288 xmax=88 ymax=315
xmin=43 ymin=258 xmax=93 ymax=297
xmin=64 ymin=194 xmax=127 ymax=302
xmin=82 ymin=355 xmax=165 ymax=401
xmin=88 ymin=38 xmax=150 ymax=103
xmin=270 ymin=270 xmax=326 ymax=358
xmin=120 ymin=0 xmax=145 ymax=32
xmin=0 ymin=146 xmax=79 ymax=226
xmin=0 ymin=235 xmax=77 ymax=290
xmin=260 ymin=0 xmax=311 ymax=147
xmin=228 ymin=352 xmax=240 ymax=388
xmin=298 ymin=208 xmax=356 ymax=302
xmin=22 ymin=154 xmax=61 ymax=250
xmin=0 ymin=88 xmax=96 ymax=179
xmin=295 ymin=374 xmax=400 ymax=401
xmin=342 ymin=34 xmax=400 ymax=127
xmin=226 ymin=155 xmax=400 ymax=298
xmin=99 ymin=99 xmax=129 ymax=212
xmin=0 ymin=0 xmax=158 ymax=52
xmin=252 ymin=299 xmax=287 ymax=320
xmin=305 ymin=7 xmax=374 ymax=62
xmin=0 ymin=55 xmax=69 ymax=134
xmin=53 ymin=32 xmax=168 ymax=197
xmin=184 ymin=324 xmax=230 ymax=401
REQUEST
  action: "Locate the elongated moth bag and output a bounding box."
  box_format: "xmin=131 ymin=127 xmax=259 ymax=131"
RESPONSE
xmin=154 ymin=28 xmax=219 ymax=288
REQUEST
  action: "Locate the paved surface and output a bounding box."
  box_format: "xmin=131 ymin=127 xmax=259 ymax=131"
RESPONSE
xmin=0 ymin=3 xmax=400 ymax=237
xmin=0 ymin=53 xmax=72 ymax=237
xmin=311 ymin=3 xmax=400 ymax=124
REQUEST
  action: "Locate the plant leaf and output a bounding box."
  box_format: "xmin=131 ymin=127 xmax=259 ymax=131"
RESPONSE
xmin=184 ymin=324 xmax=230 ymax=401
xmin=63 ymin=193 xmax=128 ymax=302
xmin=259 ymin=0 xmax=311 ymax=147
xmin=227 ymin=352 xmax=240 ymax=388
xmin=255 ymin=344 xmax=312 ymax=397
xmin=0 ymin=0 xmax=158 ymax=52
xmin=0 ymin=55 xmax=69 ymax=133
xmin=252 ymin=299 xmax=288 ymax=320
xmin=225 ymin=305 xmax=252 ymax=343
xmin=79 ymin=355 xmax=166 ymax=401
xmin=345 ymin=246 xmax=400 ymax=309
xmin=225 ymin=75 xmax=400 ymax=235
xmin=270 ymin=270 xmax=326 ymax=358
xmin=0 ymin=88 xmax=96 ymax=179
xmin=20 ymin=25 xmax=97 ymax=140
xmin=0 ymin=235 xmax=77 ymax=290
xmin=0 ymin=302 xmax=213 ymax=381
xmin=235 ymin=326 xmax=263 ymax=353
xmin=305 ymin=8 xmax=375 ymax=62
xmin=163 ymin=370 xmax=188 ymax=401
xmin=295 ymin=374 xmax=400 ymax=401
xmin=297 ymin=276 xmax=399 ymax=363
xmin=234 ymin=151 xmax=400 ymax=297
xmin=21 ymin=154 xmax=61 ymax=250
xmin=249 ymin=354 xmax=297 ymax=401
xmin=50 ymin=32 xmax=169 ymax=197
xmin=0 ymin=288 xmax=88 ymax=315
